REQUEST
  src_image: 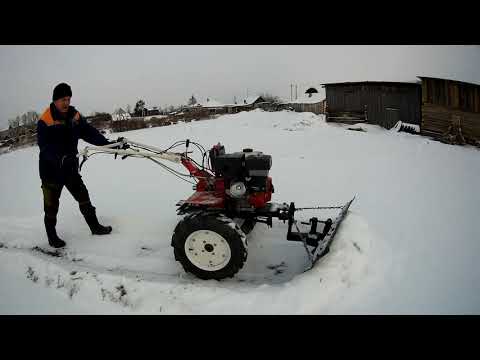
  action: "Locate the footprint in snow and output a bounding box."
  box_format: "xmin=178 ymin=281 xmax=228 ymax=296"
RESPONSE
xmin=267 ymin=261 xmax=288 ymax=275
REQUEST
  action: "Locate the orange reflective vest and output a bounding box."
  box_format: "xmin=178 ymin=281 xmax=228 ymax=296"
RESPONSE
xmin=39 ymin=107 xmax=80 ymax=126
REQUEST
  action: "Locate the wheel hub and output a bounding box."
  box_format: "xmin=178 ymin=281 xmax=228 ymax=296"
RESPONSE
xmin=204 ymin=243 xmax=214 ymax=252
xmin=185 ymin=230 xmax=231 ymax=271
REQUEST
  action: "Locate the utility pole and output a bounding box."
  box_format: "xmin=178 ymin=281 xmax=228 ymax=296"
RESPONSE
xmin=290 ymin=84 xmax=293 ymax=101
xmin=295 ymin=84 xmax=298 ymax=100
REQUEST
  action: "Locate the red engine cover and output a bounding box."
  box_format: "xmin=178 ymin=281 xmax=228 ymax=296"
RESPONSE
xmin=183 ymin=177 xmax=226 ymax=208
xmin=248 ymin=176 xmax=273 ymax=208
xmin=184 ymin=191 xmax=225 ymax=208
xmin=183 ymin=177 xmax=273 ymax=210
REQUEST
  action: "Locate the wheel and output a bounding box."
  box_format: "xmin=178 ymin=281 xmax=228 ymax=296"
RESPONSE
xmin=171 ymin=213 xmax=248 ymax=280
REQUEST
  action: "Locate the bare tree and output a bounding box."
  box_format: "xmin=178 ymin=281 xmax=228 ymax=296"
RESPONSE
xmin=25 ymin=111 xmax=39 ymax=127
xmin=8 ymin=117 xmax=19 ymax=128
xmin=188 ymin=95 xmax=197 ymax=106
xmin=260 ymin=92 xmax=281 ymax=103
xmin=134 ymin=99 xmax=146 ymax=116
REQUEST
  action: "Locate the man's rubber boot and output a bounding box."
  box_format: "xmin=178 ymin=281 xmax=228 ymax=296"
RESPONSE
xmin=80 ymin=203 xmax=112 ymax=235
xmin=45 ymin=217 xmax=66 ymax=248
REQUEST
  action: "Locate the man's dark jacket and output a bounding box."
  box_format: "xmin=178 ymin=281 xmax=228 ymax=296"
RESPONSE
xmin=37 ymin=103 xmax=109 ymax=183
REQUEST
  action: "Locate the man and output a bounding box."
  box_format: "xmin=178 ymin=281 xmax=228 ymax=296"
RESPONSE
xmin=37 ymin=82 xmax=114 ymax=248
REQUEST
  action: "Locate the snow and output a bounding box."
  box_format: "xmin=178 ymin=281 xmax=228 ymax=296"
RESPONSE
xmin=1 ymin=109 xmax=480 ymax=314
xmin=233 ymin=95 xmax=262 ymax=106
xmin=195 ymin=95 xmax=263 ymax=108
xmin=143 ymin=115 xmax=167 ymax=121
xmin=195 ymin=98 xmax=225 ymax=108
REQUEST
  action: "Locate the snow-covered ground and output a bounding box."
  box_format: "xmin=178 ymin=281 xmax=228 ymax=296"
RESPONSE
xmin=143 ymin=115 xmax=167 ymax=121
xmin=1 ymin=109 xmax=479 ymax=314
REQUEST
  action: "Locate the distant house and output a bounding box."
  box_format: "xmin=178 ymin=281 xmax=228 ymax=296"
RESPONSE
xmin=191 ymin=95 xmax=267 ymax=115
xmin=239 ymin=95 xmax=266 ymax=106
xmin=144 ymin=107 xmax=161 ymax=116
xmin=193 ymin=98 xmax=229 ymax=114
xmin=197 ymin=98 xmax=225 ymax=109
xmin=112 ymin=108 xmax=132 ymax=121
xmin=227 ymin=95 xmax=266 ymax=113
xmin=211 ymin=96 xmax=265 ymax=108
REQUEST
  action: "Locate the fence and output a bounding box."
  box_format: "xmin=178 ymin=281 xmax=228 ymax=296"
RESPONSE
xmin=288 ymin=102 xmax=325 ymax=115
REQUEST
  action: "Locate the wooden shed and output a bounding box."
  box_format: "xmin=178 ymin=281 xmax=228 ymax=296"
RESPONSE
xmin=322 ymin=81 xmax=422 ymax=129
xmin=419 ymin=76 xmax=480 ymax=146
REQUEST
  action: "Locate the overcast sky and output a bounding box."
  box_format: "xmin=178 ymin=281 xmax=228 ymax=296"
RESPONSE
xmin=0 ymin=45 xmax=479 ymax=129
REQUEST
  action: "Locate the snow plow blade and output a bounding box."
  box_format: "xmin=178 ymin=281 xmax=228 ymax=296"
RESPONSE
xmin=308 ymin=197 xmax=355 ymax=269
xmin=286 ymin=197 xmax=355 ymax=271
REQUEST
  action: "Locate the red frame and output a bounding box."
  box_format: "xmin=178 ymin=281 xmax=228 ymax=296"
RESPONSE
xmin=180 ymin=156 xmax=272 ymax=209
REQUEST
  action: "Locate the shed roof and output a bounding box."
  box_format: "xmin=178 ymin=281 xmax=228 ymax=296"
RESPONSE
xmin=321 ymin=80 xmax=420 ymax=87
xmin=417 ymin=76 xmax=480 ymax=88
xmin=191 ymin=95 xmax=266 ymax=109
xmin=229 ymin=95 xmax=264 ymax=106
xmin=195 ymin=98 xmax=226 ymax=108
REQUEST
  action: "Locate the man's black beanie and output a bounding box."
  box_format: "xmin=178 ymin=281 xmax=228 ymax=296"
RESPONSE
xmin=52 ymin=83 xmax=72 ymax=101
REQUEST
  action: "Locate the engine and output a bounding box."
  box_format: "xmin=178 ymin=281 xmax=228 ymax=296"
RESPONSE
xmin=209 ymin=144 xmax=273 ymax=209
